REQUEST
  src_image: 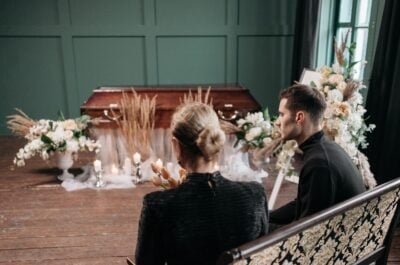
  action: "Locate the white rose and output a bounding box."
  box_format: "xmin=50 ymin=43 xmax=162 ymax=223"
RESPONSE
xmin=63 ymin=119 xmax=78 ymax=131
xmin=245 ymin=127 xmax=262 ymax=141
xmin=30 ymin=139 xmax=42 ymax=150
xmin=64 ymin=130 xmax=74 ymax=140
xmin=237 ymin=118 xmax=245 ymax=127
xmin=262 ymin=137 xmax=272 ymax=145
xmin=328 ymin=74 xmax=344 ymax=85
xmin=78 ymin=136 xmax=87 ymax=147
xmin=66 ymin=140 xmax=79 ymax=152
xmin=337 ymin=81 xmax=347 ymax=92
xmin=327 ymin=89 xmax=343 ymax=102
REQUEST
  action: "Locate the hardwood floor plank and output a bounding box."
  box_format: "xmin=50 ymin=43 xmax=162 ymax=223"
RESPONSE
xmin=0 ymin=234 xmax=135 ymax=250
xmin=0 ymin=256 xmax=127 ymax=265
xmin=0 ymin=245 xmax=133 ymax=262
xmin=0 ymin=136 xmax=398 ymax=264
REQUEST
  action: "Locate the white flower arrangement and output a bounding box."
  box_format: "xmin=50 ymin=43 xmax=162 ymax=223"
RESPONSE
xmin=318 ymin=66 xmax=375 ymax=149
xmin=235 ymin=109 xmax=278 ymax=150
xmin=234 ymin=33 xmax=376 ymax=188
xmin=234 ymin=109 xmax=301 ymax=178
xmin=12 ymin=114 xmax=101 ymax=167
xmin=310 ymin=35 xmax=376 ymax=188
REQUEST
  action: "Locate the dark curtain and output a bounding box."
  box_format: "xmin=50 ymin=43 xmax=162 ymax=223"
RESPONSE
xmin=366 ymin=0 xmax=400 ymax=184
xmin=291 ymin=0 xmax=321 ymax=82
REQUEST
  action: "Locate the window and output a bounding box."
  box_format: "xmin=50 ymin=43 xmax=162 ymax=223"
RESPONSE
xmin=316 ymin=0 xmax=385 ymax=83
xmin=335 ymin=0 xmax=372 ymax=80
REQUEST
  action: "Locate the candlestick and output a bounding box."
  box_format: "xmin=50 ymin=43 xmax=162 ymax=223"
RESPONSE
xmin=94 ymin=170 xmax=105 ymax=188
xmin=134 ymin=159 xmax=142 ymax=184
xmin=93 ymin=160 xmax=105 ymax=188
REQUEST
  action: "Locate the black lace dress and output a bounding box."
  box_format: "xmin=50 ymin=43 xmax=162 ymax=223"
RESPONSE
xmin=135 ymin=171 xmax=269 ymax=265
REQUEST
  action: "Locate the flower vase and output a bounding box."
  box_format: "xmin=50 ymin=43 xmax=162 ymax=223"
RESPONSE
xmin=56 ymin=151 xmax=74 ymax=181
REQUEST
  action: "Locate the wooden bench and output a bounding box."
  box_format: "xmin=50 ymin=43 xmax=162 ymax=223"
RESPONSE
xmin=217 ymin=177 xmax=400 ymax=265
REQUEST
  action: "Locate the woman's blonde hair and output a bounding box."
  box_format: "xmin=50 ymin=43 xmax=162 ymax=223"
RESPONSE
xmin=171 ymin=102 xmax=225 ymax=161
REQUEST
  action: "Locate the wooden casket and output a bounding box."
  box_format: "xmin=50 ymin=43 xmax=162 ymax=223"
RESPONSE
xmin=80 ymin=84 xmax=261 ymax=128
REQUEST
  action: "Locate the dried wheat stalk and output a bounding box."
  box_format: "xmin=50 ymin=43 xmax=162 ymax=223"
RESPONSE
xmin=182 ymin=86 xmax=213 ymax=106
xmin=6 ymin=108 xmax=37 ymax=137
xmin=343 ymin=80 xmax=359 ymax=101
xmin=334 ymin=30 xmax=350 ymax=66
xmin=117 ymin=88 xmax=156 ymax=160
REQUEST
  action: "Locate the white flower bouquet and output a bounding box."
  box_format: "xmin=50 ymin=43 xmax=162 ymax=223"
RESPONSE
xmin=233 ymin=32 xmax=377 ymax=188
xmin=235 ymin=109 xmax=278 ymax=150
xmin=308 ymin=32 xmax=376 ymax=188
xmin=8 ymin=111 xmax=101 ymax=167
xmin=234 ymin=109 xmax=300 ymax=177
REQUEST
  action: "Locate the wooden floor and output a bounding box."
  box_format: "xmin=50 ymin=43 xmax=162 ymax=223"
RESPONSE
xmin=0 ymin=136 xmax=398 ymax=264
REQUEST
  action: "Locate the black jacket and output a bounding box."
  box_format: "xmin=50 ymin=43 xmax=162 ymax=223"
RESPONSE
xmin=270 ymin=131 xmax=366 ymax=224
xmin=135 ymin=171 xmax=269 ymax=265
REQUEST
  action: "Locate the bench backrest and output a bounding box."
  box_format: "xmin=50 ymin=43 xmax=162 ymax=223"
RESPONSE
xmin=218 ymin=177 xmax=400 ymax=265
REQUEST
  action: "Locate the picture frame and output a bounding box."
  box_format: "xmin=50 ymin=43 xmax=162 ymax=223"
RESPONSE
xmin=299 ymin=68 xmax=322 ymax=87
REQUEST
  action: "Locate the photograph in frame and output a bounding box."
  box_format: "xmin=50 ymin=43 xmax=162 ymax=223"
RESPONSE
xmin=299 ymin=68 xmax=322 ymax=87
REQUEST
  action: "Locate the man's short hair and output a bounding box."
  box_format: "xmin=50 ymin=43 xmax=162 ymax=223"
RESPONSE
xmin=279 ymin=84 xmax=327 ymax=124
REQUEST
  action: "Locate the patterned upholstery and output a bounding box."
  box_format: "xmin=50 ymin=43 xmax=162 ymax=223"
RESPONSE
xmin=222 ymin=183 xmax=400 ymax=265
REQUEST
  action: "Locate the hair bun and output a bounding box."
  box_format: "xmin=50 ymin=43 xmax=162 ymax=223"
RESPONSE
xmin=196 ymin=125 xmax=226 ymax=160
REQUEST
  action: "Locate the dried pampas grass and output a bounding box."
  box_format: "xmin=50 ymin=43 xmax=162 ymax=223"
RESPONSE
xmin=343 ymin=80 xmax=359 ymax=101
xmin=116 ymin=88 xmax=156 ymax=160
xmin=334 ymin=30 xmax=350 ymax=66
xmin=181 ymin=86 xmax=213 ymax=106
xmin=7 ymin=109 xmax=36 ymax=137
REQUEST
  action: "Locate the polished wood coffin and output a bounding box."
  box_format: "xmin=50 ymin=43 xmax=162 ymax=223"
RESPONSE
xmin=80 ymin=84 xmax=261 ymax=128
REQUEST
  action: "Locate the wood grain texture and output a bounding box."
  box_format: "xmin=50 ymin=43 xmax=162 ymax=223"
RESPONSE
xmin=80 ymin=85 xmax=261 ymax=128
xmin=0 ymin=136 xmax=398 ymax=264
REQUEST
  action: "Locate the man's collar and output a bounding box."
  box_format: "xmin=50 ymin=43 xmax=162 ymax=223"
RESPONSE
xmin=299 ymin=130 xmax=325 ymax=150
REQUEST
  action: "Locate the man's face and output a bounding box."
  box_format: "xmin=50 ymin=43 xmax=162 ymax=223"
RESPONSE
xmin=275 ymin=98 xmax=301 ymax=141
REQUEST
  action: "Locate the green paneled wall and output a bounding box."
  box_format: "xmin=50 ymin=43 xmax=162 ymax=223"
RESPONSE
xmin=157 ymin=37 xmax=226 ymax=84
xmin=73 ymin=37 xmax=146 ymax=104
xmin=0 ymin=0 xmax=296 ymax=135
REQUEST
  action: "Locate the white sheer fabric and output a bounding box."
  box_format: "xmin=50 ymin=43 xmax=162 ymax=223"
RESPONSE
xmin=61 ymin=129 xmax=268 ymax=191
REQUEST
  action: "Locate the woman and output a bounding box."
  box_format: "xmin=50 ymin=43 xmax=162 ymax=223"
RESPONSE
xmin=135 ymin=102 xmax=269 ymax=265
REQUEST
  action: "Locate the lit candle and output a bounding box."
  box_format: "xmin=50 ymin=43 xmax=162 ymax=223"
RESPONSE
xmin=111 ymin=164 xmax=119 ymax=175
xmin=155 ymin=158 xmax=163 ymax=171
xmin=133 ymin=152 xmax=141 ymax=164
xmin=93 ymin=160 xmax=102 ymax=173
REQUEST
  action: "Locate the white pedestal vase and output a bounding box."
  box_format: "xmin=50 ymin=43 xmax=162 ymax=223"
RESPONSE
xmin=56 ymin=151 xmax=74 ymax=181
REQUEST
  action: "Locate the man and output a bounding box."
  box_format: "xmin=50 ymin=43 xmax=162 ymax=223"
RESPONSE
xmin=270 ymin=84 xmax=366 ymax=225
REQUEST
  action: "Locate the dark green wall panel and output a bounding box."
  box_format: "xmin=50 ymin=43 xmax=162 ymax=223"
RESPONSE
xmin=155 ymin=0 xmax=226 ymax=26
xmin=73 ymin=37 xmax=146 ymax=103
xmin=238 ymin=0 xmax=295 ymax=27
xmin=0 ymin=0 xmax=296 ymax=135
xmin=238 ymin=36 xmax=293 ymax=113
xmin=157 ymin=37 xmax=226 ymax=84
xmin=69 ymin=0 xmax=144 ymax=25
xmin=0 ymin=37 xmax=67 ymax=132
xmin=0 ymin=0 xmax=59 ymax=25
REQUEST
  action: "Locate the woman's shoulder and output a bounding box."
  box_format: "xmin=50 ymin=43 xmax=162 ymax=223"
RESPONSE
xmin=143 ymin=188 xmax=179 ymax=209
xmin=219 ymin=175 xmax=265 ymax=196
